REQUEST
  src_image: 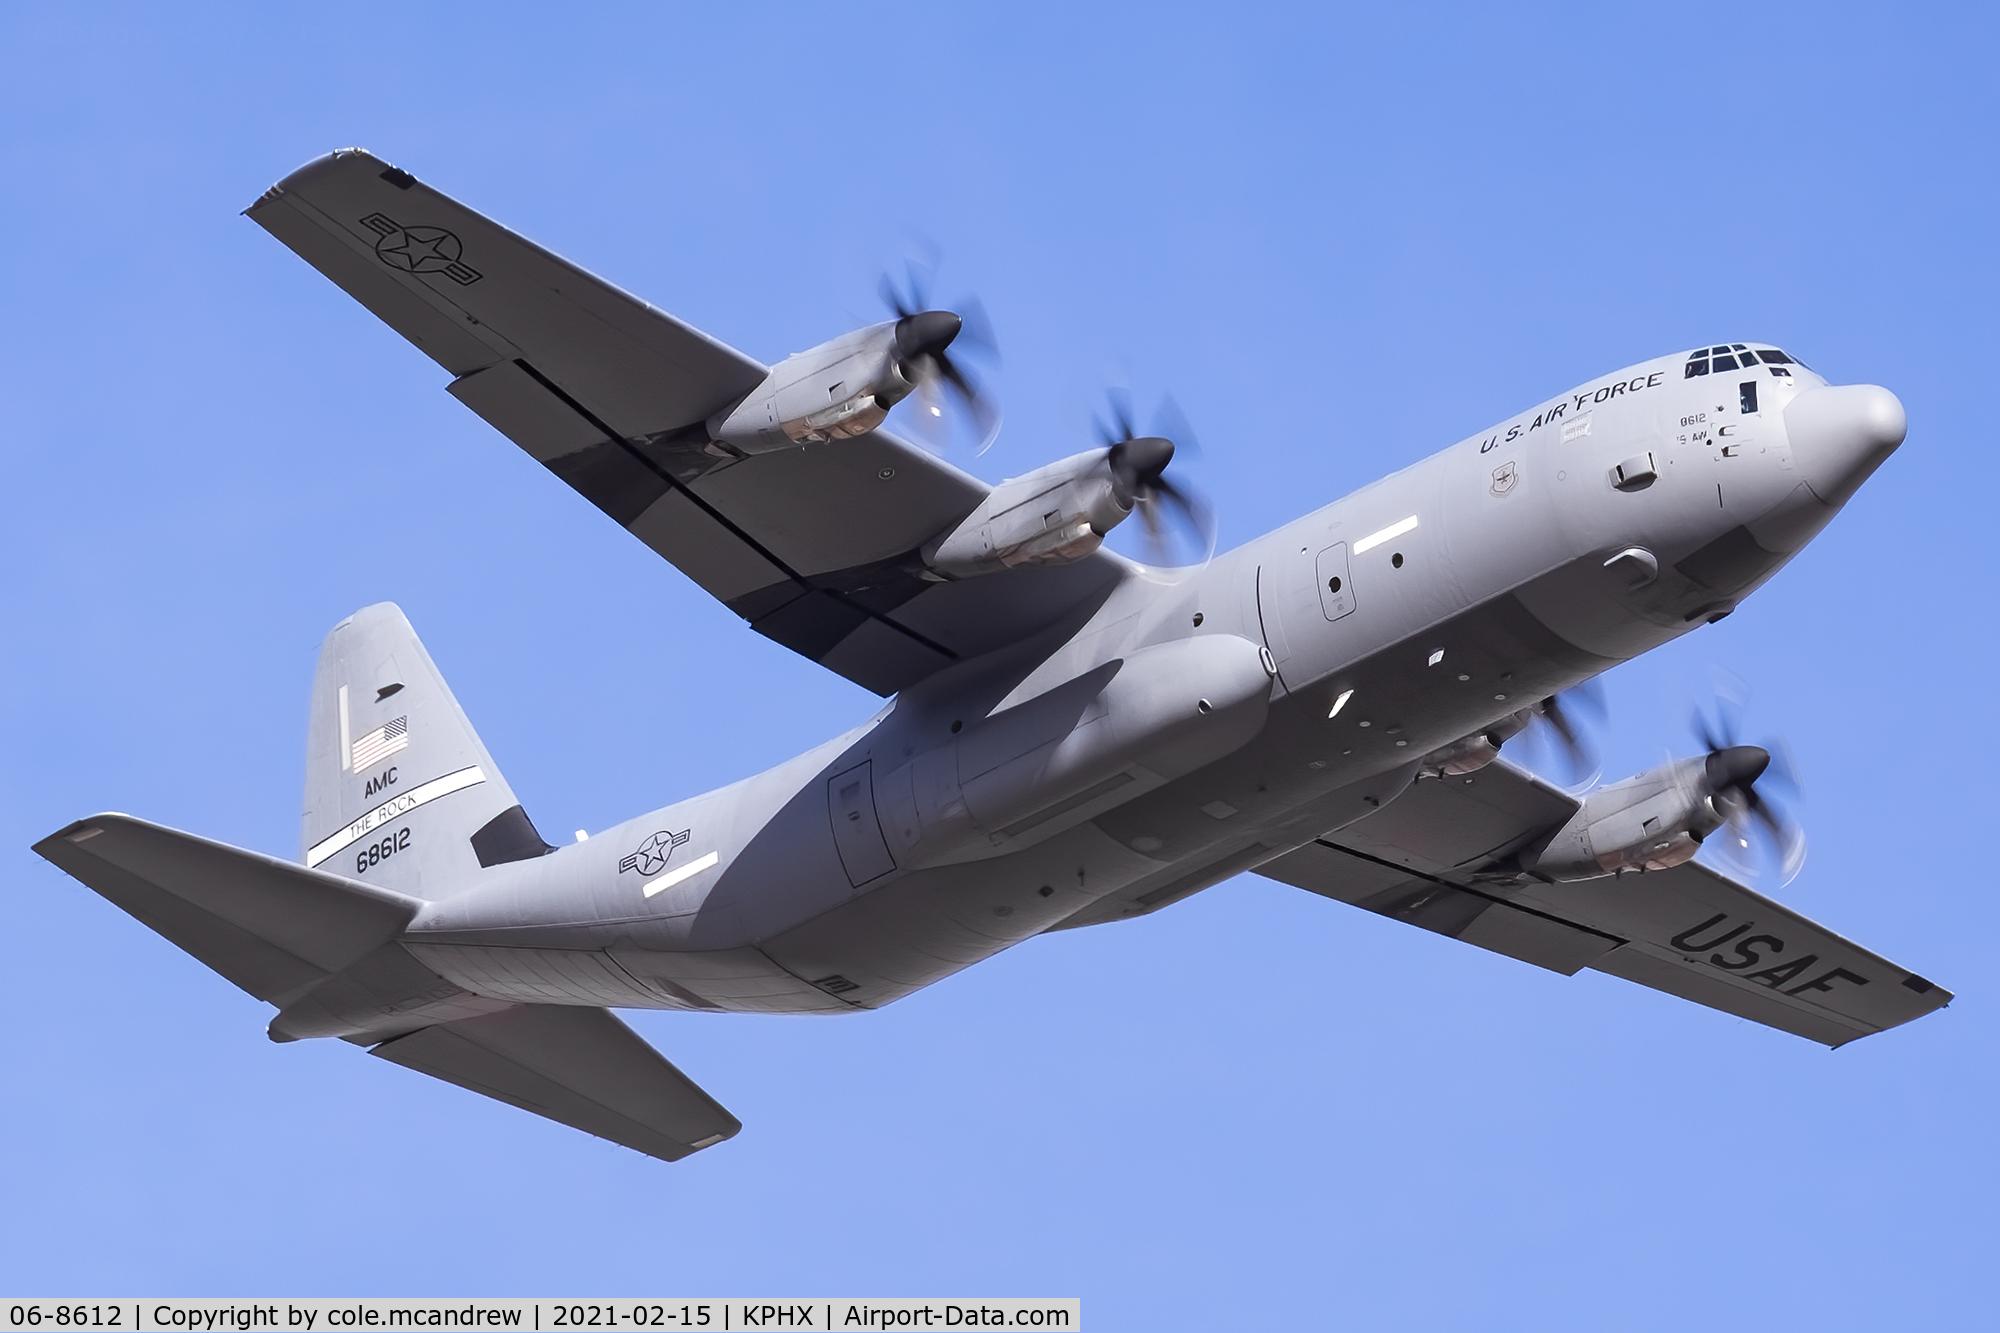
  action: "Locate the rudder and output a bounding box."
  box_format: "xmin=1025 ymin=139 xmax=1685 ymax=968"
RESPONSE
xmin=304 ymin=603 xmax=550 ymax=894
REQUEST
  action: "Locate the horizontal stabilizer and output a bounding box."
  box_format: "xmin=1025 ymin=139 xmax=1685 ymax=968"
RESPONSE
xmin=370 ymin=1005 xmax=740 ymax=1162
xmin=34 ymin=815 xmax=423 ymax=1007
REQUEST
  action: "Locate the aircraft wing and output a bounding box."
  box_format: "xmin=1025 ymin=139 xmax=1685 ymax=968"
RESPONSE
xmin=247 ymin=149 xmax=1117 ymax=695
xmin=1256 ymin=761 xmax=1950 ymax=1046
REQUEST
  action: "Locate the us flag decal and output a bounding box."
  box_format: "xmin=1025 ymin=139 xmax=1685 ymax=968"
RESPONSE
xmin=351 ymin=716 xmax=408 ymax=770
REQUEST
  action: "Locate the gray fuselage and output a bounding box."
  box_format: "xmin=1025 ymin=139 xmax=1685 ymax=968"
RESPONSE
xmin=402 ymin=346 xmax=1900 ymax=1017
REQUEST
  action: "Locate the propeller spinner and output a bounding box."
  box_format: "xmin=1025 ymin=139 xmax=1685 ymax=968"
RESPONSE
xmin=1095 ymin=394 xmax=1216 ymax=572
xmin=1695 ymin=705 xmax=1808 ymax=886
xmin=881 ymin=266 xmax=1000 ymax=454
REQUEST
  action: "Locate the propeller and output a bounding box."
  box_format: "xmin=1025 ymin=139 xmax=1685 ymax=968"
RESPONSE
xmin=880 ymin=263 xmax=1001 ymax=455
xmin=1095 ymin=391 xmax=1216 ymax=572
xmin=1693 ymin=700 xmax=1807 ymax=886
xmin=1516 ymin=679 xmax=1607 ymax=791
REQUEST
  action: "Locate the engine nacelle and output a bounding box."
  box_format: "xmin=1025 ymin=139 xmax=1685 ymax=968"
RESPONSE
xmin=708 ymin=322 xmax=916 ymax=453
xmin=1418 ymin=707 xmax=1537 ymax=777
xmin=923 ymin=449 xmax=1131 ymax=579
xmin=1526 ymin=755 xmax=1731 ymax=881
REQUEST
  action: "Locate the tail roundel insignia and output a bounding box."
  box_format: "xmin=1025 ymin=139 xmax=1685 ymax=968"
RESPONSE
xmin=621 ymin=829 xmax=691 ymax=877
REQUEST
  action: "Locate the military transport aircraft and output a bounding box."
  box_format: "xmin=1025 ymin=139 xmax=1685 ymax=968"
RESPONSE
xmin=34 ymin=150 xmax=1951 ymax=1163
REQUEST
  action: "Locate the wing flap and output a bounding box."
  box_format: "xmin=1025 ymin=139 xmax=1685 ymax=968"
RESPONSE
xmin=1261 ymin=840 xmax=1620 ymax=976
xmin=370 ymin=1005 xmax=740 ymax=1163
xmin=33 ymin=815 xmax=422 ymax=1006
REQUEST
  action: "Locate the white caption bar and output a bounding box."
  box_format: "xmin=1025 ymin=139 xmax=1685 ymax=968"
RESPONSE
xmin=0 ymin=1300 xmax=1081 ymax=1332
xmin=306 ymin=766 xmax=486 ymax=867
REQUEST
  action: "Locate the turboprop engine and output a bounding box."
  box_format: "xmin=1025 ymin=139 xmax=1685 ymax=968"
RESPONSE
xmin=922 ymin=447 xmax=1129 ymax=577
xmin=708 ymin=311 xmax=966 ymax=452
xmin=1525 ymin=746 xmax=1777 ymax=881
xmin=923 ymin=433 xmax=1203 ymax=579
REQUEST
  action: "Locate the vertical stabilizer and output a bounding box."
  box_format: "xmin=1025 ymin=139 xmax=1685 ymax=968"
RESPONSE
xmin=303 ymin=603 xmax=549 ymax=895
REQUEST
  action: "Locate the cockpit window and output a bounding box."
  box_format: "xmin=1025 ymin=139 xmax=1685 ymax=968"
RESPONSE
xmin=1685 ymin=345 xmax=1803 ymax=378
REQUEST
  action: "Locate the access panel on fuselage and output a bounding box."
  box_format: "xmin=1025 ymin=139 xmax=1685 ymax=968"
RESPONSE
xmin=1257 ymin=518 xmax=1379 ymax=692
xmin=1316 ymin=542 xmax=1355 ymax=620
xmin=827 ymin=761 xmax=896 ymax=886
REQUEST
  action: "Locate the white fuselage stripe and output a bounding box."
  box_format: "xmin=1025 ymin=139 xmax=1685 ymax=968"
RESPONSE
xmin=307 ymin=765 xmax=486 ymax=867
xmin=1353 ymin=514 xmax=1419 ymax=554
xmin=643 ymin=851 xmax=720 ymax=897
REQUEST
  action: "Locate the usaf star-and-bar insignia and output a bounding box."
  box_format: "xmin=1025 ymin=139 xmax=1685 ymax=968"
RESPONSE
xmin=620 ymin=829 xmax=692 ymax=877
xmin=359 ymin=212 xmax=483 ymax=286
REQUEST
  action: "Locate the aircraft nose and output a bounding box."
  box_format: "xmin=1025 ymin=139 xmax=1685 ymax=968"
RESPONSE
xmin=1782 ymin=384 xmax=1906 ymax=506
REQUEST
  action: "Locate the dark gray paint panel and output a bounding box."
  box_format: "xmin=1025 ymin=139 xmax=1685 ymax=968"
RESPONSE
xmin=630 ymin=490 xmax=794 ymax=607
xmin=751 ymin=587 xmax=877 ymax=661
xmin=817 ymin=618 xmax=957 ymax=697
xmin=888 ymin=556 xmax=1125 ymax=665
xmin=1457 ymin=902 xmax=1618 ymax=975
xmin=448 ymin=361 xmax=608 ymax=463
xmin=470 ymin=805 xmax=555 ymax=868
xmin=688 ymin=428 xmax=985 ymax=576
xmin=544 ymin=440 xmax=673 ymax=527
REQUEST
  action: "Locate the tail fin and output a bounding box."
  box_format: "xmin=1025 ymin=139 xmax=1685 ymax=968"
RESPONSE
xmin=304 ymin=603 xmax=551 ymax=893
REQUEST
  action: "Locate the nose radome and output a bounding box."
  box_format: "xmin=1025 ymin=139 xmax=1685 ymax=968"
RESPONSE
xmin=1783 ymin=384 xmax=1906 ymax=506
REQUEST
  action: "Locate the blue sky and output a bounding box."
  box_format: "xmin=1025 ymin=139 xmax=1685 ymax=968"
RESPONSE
xmin=2 ymin=2 xmax=1994 ymax=1325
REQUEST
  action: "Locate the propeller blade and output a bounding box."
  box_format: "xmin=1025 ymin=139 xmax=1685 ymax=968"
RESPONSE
xmin=1091 ymin=393 xmax=1216 ymax=572
xmin=877 ymin=261 xmax=1001 ymax=456
xmin=954 ymin=296 xmax=1000 ymax=361
xmin=1153 ymin=393 xmax=1203 ymax=461
xmin=1524 ymin=681 xmax=1606 ymax=790
xmin=1691 ymin=690 xmax=1807 ymax=886
xmin=905 ymin=372 xmax=951 ymax=453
